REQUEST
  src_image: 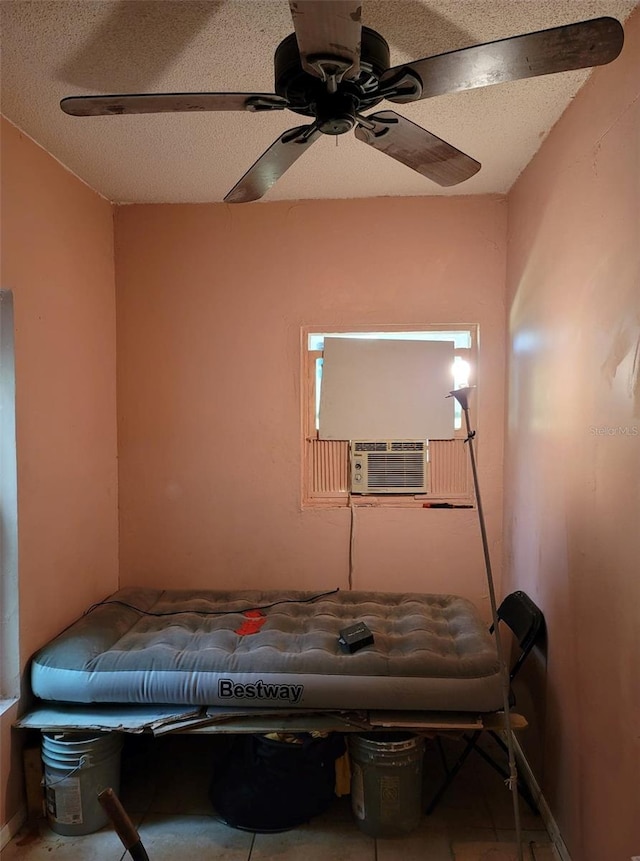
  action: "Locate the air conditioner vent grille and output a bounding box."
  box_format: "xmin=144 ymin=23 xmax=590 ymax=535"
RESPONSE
xmin=367 ymin=452 xmax=425 ymax=488
xmin=354 ymin=441 xmax=388 ymax=452
xmin=350 ymin=440 xmax=429 ymax=494
xmin=390 ymin=441 xmax=425 ymax=452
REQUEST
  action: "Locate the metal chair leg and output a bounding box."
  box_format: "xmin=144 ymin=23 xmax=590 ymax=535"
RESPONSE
xmin=468 ymin=735 xmax=539 ymax=814
xmin=425 ymin=730 xmax=538 ymax=817
xmin=425 ymin=730 xmax=481 ymax=814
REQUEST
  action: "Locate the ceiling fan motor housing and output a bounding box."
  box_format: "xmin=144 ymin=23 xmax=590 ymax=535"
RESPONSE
xmin=274 ymin=26 xmax=391 ymax=133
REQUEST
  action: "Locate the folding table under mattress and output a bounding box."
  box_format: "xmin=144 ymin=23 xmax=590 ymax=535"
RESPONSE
xmin=30 ymin=588 xmax=503 ymax=712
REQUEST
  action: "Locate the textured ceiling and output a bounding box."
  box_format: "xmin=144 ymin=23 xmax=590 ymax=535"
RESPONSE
xmin=1 ymin=0 xmax=638 ymax=204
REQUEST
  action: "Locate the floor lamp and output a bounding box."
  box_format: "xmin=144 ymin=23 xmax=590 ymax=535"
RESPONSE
xmin=448 ymin=386 xmax=523 ymax=861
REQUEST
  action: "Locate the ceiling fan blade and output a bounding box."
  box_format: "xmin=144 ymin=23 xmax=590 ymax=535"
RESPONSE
xmin=224 ymin=124 xmax=322 ymax=203
xmin=381 ymin=17 xmax=624 ymax=103
xmin=60 ymin=92 xmax=288 ymax=117
xmin=289 ymin=1 xmax=362 ymax=81
xmin=355 ymin=110 xmax=480 ymax=187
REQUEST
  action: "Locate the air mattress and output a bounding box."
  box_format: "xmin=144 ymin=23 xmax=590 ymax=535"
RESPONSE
xmin=31 ymin=588 xmax=503 ymax=712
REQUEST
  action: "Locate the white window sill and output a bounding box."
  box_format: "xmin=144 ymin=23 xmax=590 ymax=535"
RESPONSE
xmin=0 ymin=698 xmax=19 ymax=719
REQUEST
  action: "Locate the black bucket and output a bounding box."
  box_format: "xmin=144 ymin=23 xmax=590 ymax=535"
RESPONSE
xmin=210 ymin=732 xmax=345 ymax=832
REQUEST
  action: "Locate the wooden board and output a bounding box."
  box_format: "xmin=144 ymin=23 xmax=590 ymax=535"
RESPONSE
xmin=15 ymin=705 xmax=527 ymax=735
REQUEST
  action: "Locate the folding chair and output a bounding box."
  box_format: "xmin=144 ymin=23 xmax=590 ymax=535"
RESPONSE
xmin=425 ymin=590 xmax=545 ymax=815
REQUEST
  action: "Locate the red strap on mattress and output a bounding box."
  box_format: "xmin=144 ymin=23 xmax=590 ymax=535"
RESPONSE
xmin=235 ymin=610 xmax=267 ymax=636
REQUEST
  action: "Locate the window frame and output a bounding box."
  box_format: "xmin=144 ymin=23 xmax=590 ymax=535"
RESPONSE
xmin=301 ymin=324 xmax=478 ymax=508
xmin=0 ymin=290 xmax=19 ymax=703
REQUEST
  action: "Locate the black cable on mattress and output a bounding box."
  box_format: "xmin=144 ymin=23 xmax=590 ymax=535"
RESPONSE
xmin=82 ymin=587 xmax=341 ymax=619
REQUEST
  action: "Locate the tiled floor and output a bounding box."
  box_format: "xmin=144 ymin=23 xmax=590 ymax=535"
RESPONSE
xmin=4 ymin=732 xmax=559 ymax=860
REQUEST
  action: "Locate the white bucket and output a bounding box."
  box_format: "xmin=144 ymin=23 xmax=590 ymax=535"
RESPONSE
xmin=42 ymin=732 xmax=123 ymax=835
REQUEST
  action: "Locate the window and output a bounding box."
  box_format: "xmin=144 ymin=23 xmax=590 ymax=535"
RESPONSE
xmin=302 ymin=325 xmax=477 ymax=507
xmin=0 ymin=290 xmax=19 ymax=703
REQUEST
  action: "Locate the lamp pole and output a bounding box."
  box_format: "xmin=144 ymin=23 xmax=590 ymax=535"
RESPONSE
xmin=448 ymin=387 xmax=523 ymax=861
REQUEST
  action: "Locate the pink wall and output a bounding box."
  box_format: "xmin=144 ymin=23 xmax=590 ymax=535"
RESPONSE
xmin=115 ymin=196 xmax=507 ymax=610
xmin=1 ymin=11 xmax=636 ymax=847
xmin=504 ymin=8 xmax=640 ymax=860
xmin=0 ymin=118 xmax=118 ymax=829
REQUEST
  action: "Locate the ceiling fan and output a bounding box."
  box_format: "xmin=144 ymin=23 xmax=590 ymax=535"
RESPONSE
xmin=60 ymin=1 xmax=624 ymax=203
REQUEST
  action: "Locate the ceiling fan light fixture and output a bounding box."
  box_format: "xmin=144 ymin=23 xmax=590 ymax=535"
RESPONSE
xmin=314 ymin=91 xmax=357 ymax=134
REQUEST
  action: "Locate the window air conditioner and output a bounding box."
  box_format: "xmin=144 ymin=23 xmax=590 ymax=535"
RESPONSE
xmin=350 ymin=441 xmax=429 ymax=494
